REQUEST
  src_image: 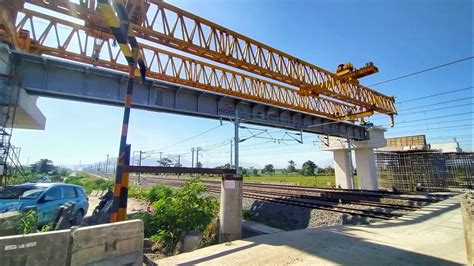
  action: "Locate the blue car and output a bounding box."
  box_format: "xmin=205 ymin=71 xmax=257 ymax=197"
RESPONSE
xmin=0 ymin=183 xmax=89 ymax=226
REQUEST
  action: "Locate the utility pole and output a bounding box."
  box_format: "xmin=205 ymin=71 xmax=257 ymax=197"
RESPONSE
xmin=105 ymin=154 xmax=109 ymax=178
xmin=230 ymin=139 xmax=233 ymax=168
xmin=177 ymin=155 xmax=181 ymax=166
xmin=196 ymin=147 xmax=202 ymax=167
xmin=234 ymin=114 xmax=240 ymax=174
xmin=191 ymin=148 xmax=195 ymax=167
xmin=219 ymin=110 xmax=242 ymax=242
xmin=137 ymin=150 xmax=143 ymax=183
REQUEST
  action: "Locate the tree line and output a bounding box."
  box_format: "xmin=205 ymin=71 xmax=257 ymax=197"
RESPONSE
xmin=216 ymin=160 xmax=335 ymax=176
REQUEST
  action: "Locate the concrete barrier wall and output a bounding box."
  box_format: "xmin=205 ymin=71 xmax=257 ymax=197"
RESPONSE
xmin=0 ymin=230 xmax=71 ymax=265
xmin=70 ymin=220 xmax=143 ymax=266
xmin=0 ymin=220 xmax=143 ymax=266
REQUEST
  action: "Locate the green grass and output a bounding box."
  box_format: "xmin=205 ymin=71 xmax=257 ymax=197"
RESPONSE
xmin=243 ymin=175 xmax=335 ymax=187
xmin=218 ymin=173 xmax=360 ymax=187
xmin=202 ymin=173 xmax=359 ymax=187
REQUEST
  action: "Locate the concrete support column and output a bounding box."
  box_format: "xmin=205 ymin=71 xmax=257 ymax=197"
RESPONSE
xmin=321 ymin=127 xmax=386 ymax=191
xmin=355 ymin=148 xmax=378 ymax=190
xmin=219 ymin=176 xmax=243 ymax=242
xmin=334 ymin=149 xmax=354 ymax=189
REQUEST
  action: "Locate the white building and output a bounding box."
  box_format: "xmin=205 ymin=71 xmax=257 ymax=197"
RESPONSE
xmin=430 ymin=142 xmax=463 ymax=153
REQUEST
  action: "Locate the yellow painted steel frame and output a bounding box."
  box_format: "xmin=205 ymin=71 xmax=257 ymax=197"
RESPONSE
xmin=15 ymin=9 xmax=370 ymax=120
xmin=23 ymin=0 xmax=397 ymax=118
xmin=0 ymin=0 xmax=25 ymax=50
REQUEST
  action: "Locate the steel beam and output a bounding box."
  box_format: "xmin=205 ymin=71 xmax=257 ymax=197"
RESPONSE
xmin=12 ymin=51 xmax=368 ymax=140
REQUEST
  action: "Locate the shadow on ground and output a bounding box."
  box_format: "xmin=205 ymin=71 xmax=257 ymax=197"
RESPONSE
xmin=162 ymin=196 xmax=464 ymax=266
xmin=176 ymin=226 xmax=462 ymax=266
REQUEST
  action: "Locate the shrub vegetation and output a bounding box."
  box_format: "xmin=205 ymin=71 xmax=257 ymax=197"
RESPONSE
xmin=139 ymin=180 xmax=219 ymax=254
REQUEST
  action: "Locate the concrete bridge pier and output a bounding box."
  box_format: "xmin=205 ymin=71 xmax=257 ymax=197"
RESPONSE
xmin=333 ymin=149 xmax=354 ymax=189
xmin=0 ymin=44 xmax=45 ymax=130
xmin=355 ymin=148 xmax=378 ymax=190
xmin=321 ymin=127 xmax=386 ymax=190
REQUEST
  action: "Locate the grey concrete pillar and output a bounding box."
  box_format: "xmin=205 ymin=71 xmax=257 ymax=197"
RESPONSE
xmin=321 ymin=127 xmax=386 ymax=190
xmin=219 ymin=175 xmax=242 ymax=242
xmin=334 ymin=149 xmax=354 ymax=189
xmin=355 ymin=148 xmax=378 ymax=190
xmin=0 ymin=44 xmax=46 ymax=130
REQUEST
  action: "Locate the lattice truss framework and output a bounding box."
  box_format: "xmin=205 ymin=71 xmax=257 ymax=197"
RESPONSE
xmin=0 ymin=0 xmax=397 ymax=122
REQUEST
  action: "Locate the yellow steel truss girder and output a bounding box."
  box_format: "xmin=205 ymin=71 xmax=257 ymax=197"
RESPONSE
xmin=23 ymin=0 xmax=397 ymax=116
xmin=16 ymin=9 xmax=370 ymax=120
xmin=0 ymin=0 xmax=26 ymax=50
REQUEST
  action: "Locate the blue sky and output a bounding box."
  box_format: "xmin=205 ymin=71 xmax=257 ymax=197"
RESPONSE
xmin=11 ymin=0 xmax=473 ymax=169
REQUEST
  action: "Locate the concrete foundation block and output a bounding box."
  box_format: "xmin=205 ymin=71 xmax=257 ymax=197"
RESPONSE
xmin=70 ymin=219 xmax=144 ymax=266
xmin=0 ymin=230 xmax=71 ymax=266
xmin=461 ymin=192 xmax=473 ymax=265
xmin=0 ymin=211 xmax=22 ymax=236
xmin=178 ymin=230 xmax=202 ymax=253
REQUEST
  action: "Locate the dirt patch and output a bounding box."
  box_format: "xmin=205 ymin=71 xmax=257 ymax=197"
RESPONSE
xmin=86 ymin=190 xmax=148 ymax=217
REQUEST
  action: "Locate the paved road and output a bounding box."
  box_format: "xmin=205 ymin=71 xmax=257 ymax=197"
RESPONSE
xmin=155 ymin=194 xmax=467 ymax=265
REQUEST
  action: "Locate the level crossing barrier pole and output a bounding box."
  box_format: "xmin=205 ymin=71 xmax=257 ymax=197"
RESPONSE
xmin=110 ymin=65 xmax=136 ymax=222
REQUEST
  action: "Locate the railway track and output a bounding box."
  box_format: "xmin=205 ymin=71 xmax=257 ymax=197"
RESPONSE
xmin=136 ymin=176 xmax=447 ymax=220
xmin=140 ymin=176 xmax=448 ymax=202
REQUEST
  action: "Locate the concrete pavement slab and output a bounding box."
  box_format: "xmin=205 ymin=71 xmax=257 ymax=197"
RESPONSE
xmin=155 ymin=195 xmax=467 ymax=265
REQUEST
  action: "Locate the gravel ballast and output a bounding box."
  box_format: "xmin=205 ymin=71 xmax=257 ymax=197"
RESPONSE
xmin=242 ymin=197 xmax=375 ymax=230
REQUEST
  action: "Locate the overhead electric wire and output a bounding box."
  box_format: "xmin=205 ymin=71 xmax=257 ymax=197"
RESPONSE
xmin=391 ymin=124 xmax=473 ymax=133
xmin=398 ymin=96 xmax=473 ymax=111
xmin=387 ymin=118 xmax=473 ymax=129
xmin=398 ymin=86 xmax=473 ymax=104
xmin=369 ymin=57 xmax=474 ymax=87
xmin=370 ymin=95 xmax=473 ymax=121
xmin=398 ymin=103 xmax=473 ymax=116
xmin=143 ymin=125 xmax=307 ymax=155
xmin=204 ymin=145 xmax=320 ymax=159
xmin=386 ymin=125 xmax=473 ymax=135
xmin=240 ymin=146 xmax=322 ymax=158
xmin=145 ymin=123 xmax=229 ymax=153
xmin=157 ymin=132 xmax=286 ymax=154
xmin=381 ymin=111 xmax=473 ymax=126
xmin=430 ymin=139 xmax=472 ymax=144
xmin=201 ymin=136 xmax=321 ymax=158
xmin=202 ymin=140 xmax=315 ymax=156
xmin=140 ymin=109 xmax=472 ymax=161
xmin=427 ymin=134 xmax=473 ymax=140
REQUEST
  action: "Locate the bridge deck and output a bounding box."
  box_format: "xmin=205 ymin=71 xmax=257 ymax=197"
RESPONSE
xmin=155 ymin=194 xmax=466 ymax=265
xmin=3 ymin=45 xmax=368 ymax=140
